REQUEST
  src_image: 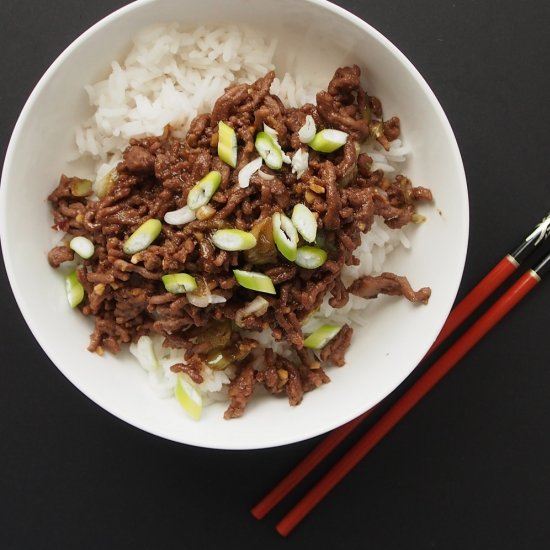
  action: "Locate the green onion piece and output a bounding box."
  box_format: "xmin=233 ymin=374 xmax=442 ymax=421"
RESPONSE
xmin=122 ymin=219 xmax=162 ymax=255
xmin=161 ymin=273 xmax=198 ymax=294
xmin=69 ymin=236 xmax=95 ymax=259
xmin=303 ymin=324 xmax=342 ymax=349
xmin=255 ymin=131 xmax=283 ymax=170
xmin=272 ymin=212 xmax=298 ymax=261
xmin=218 ymin=121 xmax=237 ymax=168
xmin=308 ymin=129 xmax=348 ymax=153
xmin=65 ymin=271 xmax=84 ymax=308
xmin=129 ymin=336 xmax=159 ymax=372
xmin=291 ymin=203 xmax=317 ymax=243
xmin=211 ymin=229 xmax=257 ymax=251
xmin=175 ymin=376 xmax=202 ymax=421
xmin=187 ymin=171 xmax=222 ymax=211
xmin=295 ymin=246 xmax=327 ymax=269
xmin=69 ymin=177 xmax=93 ymax=197
xmin=233 ymin=269 xmax=276 ymax=295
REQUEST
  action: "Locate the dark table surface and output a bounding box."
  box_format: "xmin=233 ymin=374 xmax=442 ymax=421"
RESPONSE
xmin=1 ymin=1 xmax=549 ymax=548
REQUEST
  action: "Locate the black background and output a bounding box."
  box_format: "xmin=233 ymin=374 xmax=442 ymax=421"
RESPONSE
xmin=1 ymin=1 xmax=549 ymax=548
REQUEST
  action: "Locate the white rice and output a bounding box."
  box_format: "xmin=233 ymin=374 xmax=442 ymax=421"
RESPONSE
xmin=78 ymin=24 xmax=411 ymax=412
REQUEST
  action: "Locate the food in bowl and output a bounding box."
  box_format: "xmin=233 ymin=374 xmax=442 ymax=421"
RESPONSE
xmin=45 ymin=23 xmax=433 ymax=421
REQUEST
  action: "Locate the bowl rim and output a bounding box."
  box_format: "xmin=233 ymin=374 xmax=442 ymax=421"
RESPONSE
xmin=0 ymin=0 xmax=469 ymax=449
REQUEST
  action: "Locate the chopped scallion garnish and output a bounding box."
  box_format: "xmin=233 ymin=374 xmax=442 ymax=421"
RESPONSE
xmin=303 ymin=324 xmax=342 ymax=349
xmin=122 ymin=219 xmax=162 ymax=255
xmin=65 ymin=271 xmax=84 ymax=308
xmin=295 ymin=246 xmax=327 ymax=269
xmin=272 ymin=212 xmax=298 ymax=261
xmin=233 ymin=269 xmax=276 ymax=294
xmin=218 ymin=121 xmax=237 ymax=168
xmin=161 ymin=273 xmax=198 ymax=294
xmin=69 ymin=236 xmax=95 ymax=259
xmin=308 ymin=129 xmax=348 ymax=153
xmin=187 ymin=171 xmax=222 ymax=211
xmin=291 ymin=203 xmax=317 ymax=243
xmin=211 ymin=229 xmax=257 ymax=251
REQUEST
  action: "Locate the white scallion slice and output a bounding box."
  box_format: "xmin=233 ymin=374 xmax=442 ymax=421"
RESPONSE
xmin=211 ymin=229 xmax=257 ymax=251
xmin=255 ymin=131 xmax=283 ymax=170
xmin=69 ymin=236 xmax=95 ymax=259
xmin=308 ymin=129 xmax=348 ymax=153
xmin=233 ymin=269 xmax=276 ymax=295
xmin=257 ymin=170 xmax=275 ymax=181
xmin=263 ymin=123 xmax=291 ymax=164
xmin=65 ymin=271 xmax=84 ymax=308
xmin=238 ymin=157 xmax=263 ymax=188
xmin=298 ymin=115 xmax=317 ymax=143
xmin=234 ymin=296 xmax=270 ymax=327
xmin=291 ymin=148 xmax=309 ymax=180
xmin=187 ymin=171 xmax=222 ymax=211
xmin=295 ymin=246 xmax=327 ymax=269
xmin=122 ymin=219 xmax=162 ymax=255
xmin=303 ymin=324 xmax=342 ymax=349
xmin=218 ymin=121 xmax=237 ymax=168
xmin=272 ymin=212 xmax=298 ymax=261
xmin=129 ymin=336 xmax=159 ymax=372
xmin=175 ymin=376 xmax=202 ymax=421
xmin=164 ymin=205 xmax=196 ymax=225
xmin=291 ymin=203 xmax=317 ymax=243
xmin=161 ymin=273 xmax=198 ymax=294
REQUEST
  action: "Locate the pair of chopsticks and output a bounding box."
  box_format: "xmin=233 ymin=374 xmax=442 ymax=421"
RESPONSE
xmin=252 ymin=211 xmax=550 ymax=536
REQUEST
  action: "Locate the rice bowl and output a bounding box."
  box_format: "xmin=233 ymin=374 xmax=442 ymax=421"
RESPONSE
xmin=0 ymin=0 xmax=468 ymax=449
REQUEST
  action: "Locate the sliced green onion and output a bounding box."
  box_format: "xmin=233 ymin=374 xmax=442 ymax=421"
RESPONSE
xmin=263 ymin=124 xmax=292 ymax=164
xmin=308 ymin=129 xmax=348 ymax=153
xmin=69 ymin=236 xmax=95 ymax=259
xmin=164 ymin=205 xmax=196 ymax=225
xmin=272 ymin=212 xmax=298 ymax=261
xmin=295 ymin=246 xmax=327 ymax=269
xmin=233 ymin=269 xmax=276 ymax=295
xmin=298 ymin=115 xmax=317 ymax=143
xmin=211 ymin=229 xmax=257 ymax=251
xmin=238 ymin=157 xmax=263 ymax=188
xmin=187 ymin=171 xmax=222 ymax=211
xmin=122 ymin=219 xmax=162 ymax=255
xmin=255 ymin=131 xmax=283 ymax=170
xmin=175 ymin=376 xmax=202 ymax=421
xmin=218 ymin=121 xmax=237 ymax=168
xmin=65 ymin=271 xmax=84 ymax=308
xmin=291 ymin=203 xmax=317 ymax=243
xmin=161 ymin=273 xmax=198 ymax=294
xmin=291 ymin=148 xmax=309 ymax=179
xmin=304 ymin=324 xmax=342 ymax=349
xmin=129 ymin=336 xmax=159 ymax=372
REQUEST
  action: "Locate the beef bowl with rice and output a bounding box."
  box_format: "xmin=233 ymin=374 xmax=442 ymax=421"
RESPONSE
xmin=0 ymin=0 xmax=468 ymax=449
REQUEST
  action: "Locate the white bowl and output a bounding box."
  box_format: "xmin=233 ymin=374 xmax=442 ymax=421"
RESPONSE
xmin=0 ymin=0 xmax=468 ymax=449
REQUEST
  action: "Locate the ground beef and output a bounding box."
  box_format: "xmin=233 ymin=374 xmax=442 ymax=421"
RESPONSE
xmin=47 ymin=245 xmax=74 ymax=267
xmin=47 ymin=65 xmax=433 ymax=419
xmin=348 ymin=273 xmax=432 ymax=304
xmin=320 ymin=324 xmax=353 ymax=367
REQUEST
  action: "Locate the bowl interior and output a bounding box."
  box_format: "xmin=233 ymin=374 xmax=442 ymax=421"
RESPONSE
xmin=0 ymin=0 xmax=468 ymax=449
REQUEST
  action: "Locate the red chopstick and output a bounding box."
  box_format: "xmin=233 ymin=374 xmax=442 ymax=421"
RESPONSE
xmin=276 ymin=254 xmax=548 ymax=535
xmin=251 ymin=211 xmax=550 ymax=524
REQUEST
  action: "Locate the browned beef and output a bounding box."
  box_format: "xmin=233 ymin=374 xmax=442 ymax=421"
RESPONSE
xmin=47 ymin=245 xmax=74 ymax=267
xmin=47 ymin=65 xmax=433 ymax=419
xmin=320 ymin=324 xmax=353 ymax=367
xmin=224 ymin=362 xmax=257 ymax=419
xmin=348 ymin=273 xmax=432 ymax=304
